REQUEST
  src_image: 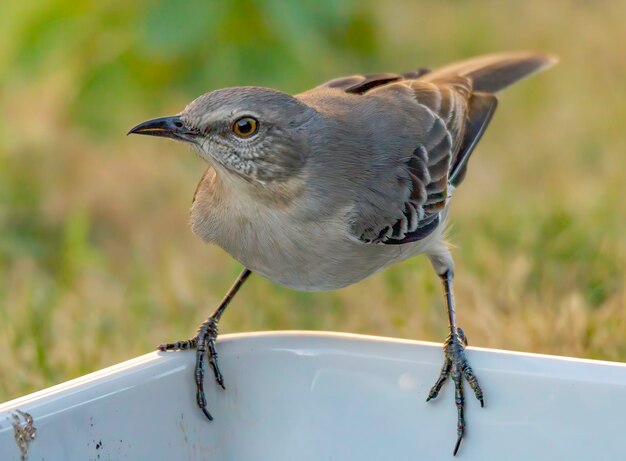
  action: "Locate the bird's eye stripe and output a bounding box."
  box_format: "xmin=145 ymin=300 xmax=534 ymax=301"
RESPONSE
xmin=232 ymin=117 xmax=259 ymax=138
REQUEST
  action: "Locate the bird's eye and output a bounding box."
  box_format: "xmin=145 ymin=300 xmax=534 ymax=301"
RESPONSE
xmin=232 ymin=116 xmax=258 ymax=138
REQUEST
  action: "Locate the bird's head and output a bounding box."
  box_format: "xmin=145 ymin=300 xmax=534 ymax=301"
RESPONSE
xmin=129 ymin=87 xmax=316 ymax=184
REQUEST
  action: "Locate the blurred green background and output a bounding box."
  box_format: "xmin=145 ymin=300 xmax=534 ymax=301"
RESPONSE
xmin=1 ymin=0 xmax=625 ymax=400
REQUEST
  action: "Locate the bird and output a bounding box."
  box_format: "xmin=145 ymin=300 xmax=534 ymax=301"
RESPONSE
xmin=129 ymin=51 xmax=555 ymax=455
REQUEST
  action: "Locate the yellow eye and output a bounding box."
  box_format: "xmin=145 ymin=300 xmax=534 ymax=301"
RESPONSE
xmin=232 ymin=116 xmax=258 ymax=138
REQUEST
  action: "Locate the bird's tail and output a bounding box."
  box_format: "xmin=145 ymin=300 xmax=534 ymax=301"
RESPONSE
xmin=423 ymin=51 xmax=557 ymax=93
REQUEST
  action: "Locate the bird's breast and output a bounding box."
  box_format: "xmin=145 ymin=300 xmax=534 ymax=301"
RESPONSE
xmin=190 ymin=176 xmax=440 ymax=291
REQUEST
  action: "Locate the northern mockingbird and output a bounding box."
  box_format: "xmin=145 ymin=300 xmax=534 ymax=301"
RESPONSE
xmin=129 ymin=52 xmax=555 ymax=455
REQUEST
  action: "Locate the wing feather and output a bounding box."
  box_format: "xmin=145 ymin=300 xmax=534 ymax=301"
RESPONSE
xmin=342 ymin=53 xmax=554 ymax=244
xmin=351 ymin=78 xmax=471 ymax=244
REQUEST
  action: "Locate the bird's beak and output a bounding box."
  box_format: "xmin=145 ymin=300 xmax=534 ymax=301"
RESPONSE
xmin=127 ymin=115 xmax=198 ymax=142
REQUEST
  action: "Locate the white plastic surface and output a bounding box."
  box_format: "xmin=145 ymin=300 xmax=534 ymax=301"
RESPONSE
xmin=1 ymin=331 xmax=625 ymax=460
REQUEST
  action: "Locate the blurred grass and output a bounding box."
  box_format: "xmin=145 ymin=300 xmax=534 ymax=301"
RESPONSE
xmin=1 ymin=0 xmax=625 ymax=400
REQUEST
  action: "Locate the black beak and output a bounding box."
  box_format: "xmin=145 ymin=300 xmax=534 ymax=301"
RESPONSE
xmin=127 ymin=115 xmax=198 ymax=141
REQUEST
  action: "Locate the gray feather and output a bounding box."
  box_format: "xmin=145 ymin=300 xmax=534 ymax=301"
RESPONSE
xmin=422 ymin=51 xmax=557 ymax=93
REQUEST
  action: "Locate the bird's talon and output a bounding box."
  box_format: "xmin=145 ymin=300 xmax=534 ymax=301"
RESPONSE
xmin=200 ymin=406 xmax=214 ymax=421
xmin=214 ymin=370 xmax=226 ymax=390
xmin=453 ymin=435 xmax=462 ymax=456
xmin=427 ymin=328 xmax=483 ymax=455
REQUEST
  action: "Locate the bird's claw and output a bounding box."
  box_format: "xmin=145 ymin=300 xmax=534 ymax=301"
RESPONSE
xmin=205 ymin=318 xmax=225 ymax=390
xmin=427 ymin=327 xmax=483 ymax=456
xmin=157 ymin=316 xmax=224 ymax=420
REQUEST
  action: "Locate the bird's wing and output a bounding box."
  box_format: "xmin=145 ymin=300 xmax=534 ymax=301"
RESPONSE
xmin=351 ymin=76 xmax=496 ymax=244
xmin=346 ymin=52 xmax=553 ymax=245
xmin=316 ymin=69 xmax=431 ymax=94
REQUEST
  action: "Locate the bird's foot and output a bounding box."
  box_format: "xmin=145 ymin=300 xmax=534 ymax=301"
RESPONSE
xmin=426 ymin=327 xmax=483 ymax=456
xmin=158 ymin=316 xmax=223 ymax=420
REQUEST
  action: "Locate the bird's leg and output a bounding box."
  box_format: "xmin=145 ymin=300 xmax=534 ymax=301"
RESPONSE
xmin=158 ymin=268 xmax=252 ymax=420
xmin=426 ymin=269 xmax=484 ymax=456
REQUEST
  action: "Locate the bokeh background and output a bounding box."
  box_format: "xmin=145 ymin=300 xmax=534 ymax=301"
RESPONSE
xmin=1 ymin=0 xmax=625 ymax=401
